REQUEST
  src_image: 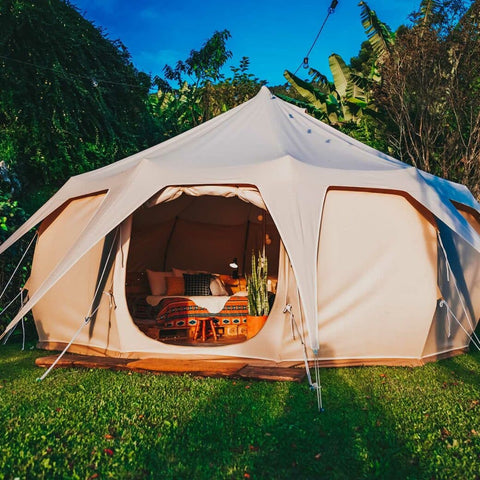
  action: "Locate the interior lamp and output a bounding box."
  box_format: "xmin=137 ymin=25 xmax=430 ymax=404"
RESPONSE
xmin=229 ymin=258 xmax=239 ymax=279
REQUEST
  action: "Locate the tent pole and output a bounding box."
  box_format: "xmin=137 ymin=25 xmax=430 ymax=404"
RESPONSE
xmin=241 ymin=220 xmax=250 ymax=276
xmin=163 ymin=216 xmax=178 ymax=271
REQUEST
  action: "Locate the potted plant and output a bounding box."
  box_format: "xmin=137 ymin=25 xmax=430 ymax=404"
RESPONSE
xmin=246 ymin=251 xmax=269 ymax=338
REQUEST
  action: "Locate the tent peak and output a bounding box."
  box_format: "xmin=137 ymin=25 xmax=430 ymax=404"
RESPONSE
xmin=258 ymin=85 xmax=273 ymax=97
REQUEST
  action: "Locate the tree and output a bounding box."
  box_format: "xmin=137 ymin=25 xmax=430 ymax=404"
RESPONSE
xmin=0 ymin=0 xmax=159 ymax=332
xmin=0 ymin=0 xmax=158 ymax=211
xmin=375 ymin=0 xmax=480 ymax=195
xmin=215 ymin=57 xmax=267 ymax=110
xmin=157 ymin=30 xmax=233 ymax=132
xmin=153 ymin=32 xmax=265 ymax=136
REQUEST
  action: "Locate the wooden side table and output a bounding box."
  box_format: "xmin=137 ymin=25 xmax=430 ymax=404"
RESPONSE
xmin=193 ymin=318 xmax=218 ymax=342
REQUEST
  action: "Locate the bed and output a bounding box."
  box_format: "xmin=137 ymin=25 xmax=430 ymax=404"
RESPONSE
xmin=148 ymin=293 xmax=249 ymax=339
xmin=127 ymin=270 xmax=249 ymax=340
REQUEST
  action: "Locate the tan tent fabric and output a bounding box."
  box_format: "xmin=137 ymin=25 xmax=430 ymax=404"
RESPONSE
xmin=29 ymin=194 xmax=121 ymax=352
xmin=1 ymin=87 xmax=480 ymax=364
xmin=316 ymin=189 xmax=438 ymax=360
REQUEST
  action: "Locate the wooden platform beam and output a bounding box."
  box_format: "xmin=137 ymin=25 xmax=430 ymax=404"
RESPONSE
xmin=35 ymin=354 xmax=306 ymax=382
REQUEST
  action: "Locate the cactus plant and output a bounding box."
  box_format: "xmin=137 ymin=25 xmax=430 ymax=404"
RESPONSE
xmin=247 ymin=251 xmax=269 ymax=316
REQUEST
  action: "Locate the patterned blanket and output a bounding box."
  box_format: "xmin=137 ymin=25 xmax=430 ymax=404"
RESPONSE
xmin=154 ymin=296 xmax=248 ymax=332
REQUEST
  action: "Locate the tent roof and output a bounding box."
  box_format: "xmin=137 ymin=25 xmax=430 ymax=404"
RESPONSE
xmin=3 ymin=86 xmax=479 ymax=255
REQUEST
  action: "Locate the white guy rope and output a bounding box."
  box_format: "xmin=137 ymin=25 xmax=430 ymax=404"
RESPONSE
xmin=36 ymin=316 xmax=92 ymax=381
xmin=20 ymin=288 xmax=25 ymax=350
xmin=1 ymin=288 xmax=27 ymax=346
xmin=283 ymin=304 xmax=324 ymax=412
xmin=0 ymin=289 xmax=23 ymax=318
xmin=439 ymin=300 xmax=480 ymax=351
xmin=314 ymin=356 xmax=323 ymax=411
xmin=0 ymin=231 xmax=37 ymax=301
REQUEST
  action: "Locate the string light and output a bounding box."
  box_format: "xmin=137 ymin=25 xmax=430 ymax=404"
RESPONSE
xmin=294 ymin=0 xmax=339 ymax=75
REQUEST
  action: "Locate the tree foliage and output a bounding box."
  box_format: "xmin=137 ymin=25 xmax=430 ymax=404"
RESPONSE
xmin=283 ymin=2 xmax=395 ymax=123
xmin=0 ymin=0 xmax=158 ymax=210
xmin=155 ymin=30 xmax=233 ymax=133
xmin=375 ymin=0 xmax=480 ymax=195
xmin=358 ymin=0 xmax=395 ymax=61
xmin=282 ymin=0 xmax=480 ymax=193
xmin=152 ymin=31 xmax=265 ymax=137
xmin=0 ymin=13 xmax=266 ymax=332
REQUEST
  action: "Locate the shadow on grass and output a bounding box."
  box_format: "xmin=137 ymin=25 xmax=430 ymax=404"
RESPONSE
xmin=155 ymin=370 xmax=420 ymax=480
xmin=438 ymin=348 xmax=480 ymax=390
xmin=154 ymin=354 xmax=480 ymax=479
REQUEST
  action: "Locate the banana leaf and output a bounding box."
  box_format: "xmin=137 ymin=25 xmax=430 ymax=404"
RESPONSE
xmin=275 ymin=93 xmax=330 ymax=122
xmin=328 ymin=54 xmax=349 ymax=98
xmin=307 ymin=67 xmax=336 ymax=94
xmin=359 ymin=1 xmax=395 ymax=58
xmin=283 ymin=70 xmax=329 ymax=112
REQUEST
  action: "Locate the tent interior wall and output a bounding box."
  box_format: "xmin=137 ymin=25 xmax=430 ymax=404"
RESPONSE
xmin=123 ymin=185 xmax=282 ymax=346
xmin=127 ymin=189 xmax=280 ymax=280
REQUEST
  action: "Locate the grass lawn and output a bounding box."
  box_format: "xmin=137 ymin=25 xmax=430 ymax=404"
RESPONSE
xmin=0 ymin=343 xmax=479 ymax=480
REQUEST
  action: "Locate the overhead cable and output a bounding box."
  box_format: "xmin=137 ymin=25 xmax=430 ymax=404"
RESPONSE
xmin=294 ymin=0 xmax=339 ymax=75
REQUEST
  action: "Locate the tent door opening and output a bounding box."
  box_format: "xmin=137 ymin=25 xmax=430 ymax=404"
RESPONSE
xmin=124 ymin=185 xmax=280 ymax=346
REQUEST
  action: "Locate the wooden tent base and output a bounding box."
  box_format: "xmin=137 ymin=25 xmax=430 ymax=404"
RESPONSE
xmin=34 ymin=347 xmax=469 ymax=382
xmin=35 ymin=354 xmax=306 ymax=382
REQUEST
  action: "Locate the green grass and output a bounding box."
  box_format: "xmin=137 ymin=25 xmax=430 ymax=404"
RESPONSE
xmin=0 ymin=343 xmax=479 ymax=480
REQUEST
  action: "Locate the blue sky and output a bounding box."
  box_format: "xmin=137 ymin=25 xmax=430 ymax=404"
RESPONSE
xmin=71 ymin=0 xmax=419 ymax=86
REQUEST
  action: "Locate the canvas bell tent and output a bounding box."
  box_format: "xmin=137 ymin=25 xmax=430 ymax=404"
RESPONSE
xmin=1 ymin=86 xmax=480 ymax=367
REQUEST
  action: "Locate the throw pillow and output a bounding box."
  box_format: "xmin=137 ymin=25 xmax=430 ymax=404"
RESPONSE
xmin=210 ymin=276 xmax=229 ymax=296
xmin=173 ymin=267 xmax=190 ymax=277
xmin=166 ymin=276 xmax=185 ymax=296
xmin=146 ymin=270 xmax=170 ymax=295
xmin=183 ymin=273 xmax=212 ymax=296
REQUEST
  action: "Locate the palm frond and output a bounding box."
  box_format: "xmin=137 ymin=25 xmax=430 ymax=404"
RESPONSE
xmin=358 ymin=1 xmax=395 ymax=58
